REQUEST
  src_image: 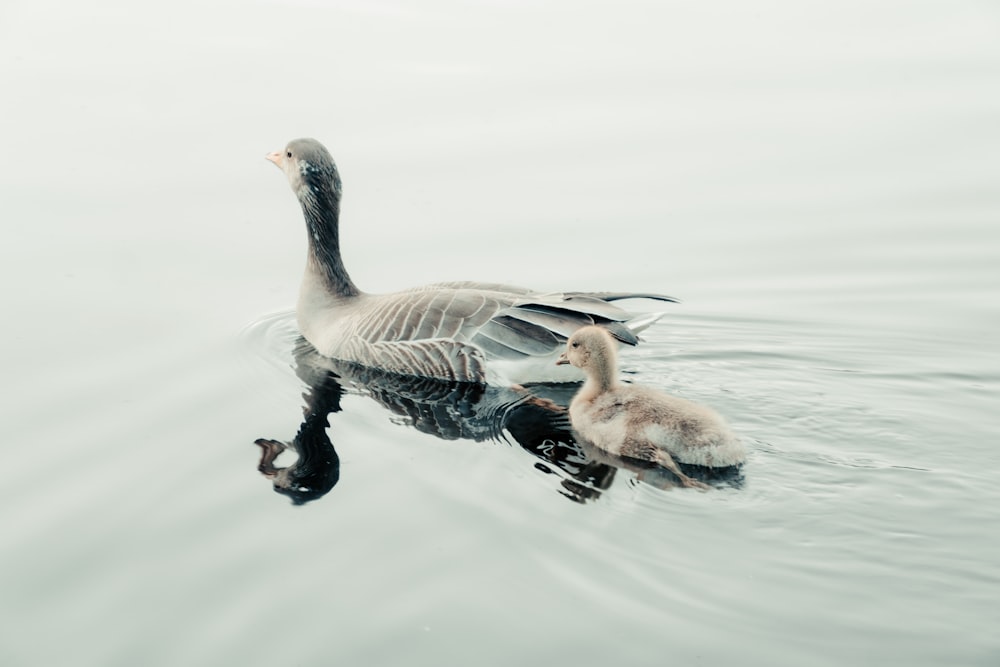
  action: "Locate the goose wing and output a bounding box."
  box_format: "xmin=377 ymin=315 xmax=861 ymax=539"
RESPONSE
xmin=480 ymin=292 xmax=671 ymax=355
xmin=348 ymin=289 xmax=510 ymax=342
xmin=334 ymin=289 xmax=508 ymax=382
xmin=339 ymin=337 xmax=489 ymax=383
xmin=335 ymin=287 xmax=675 ymax=381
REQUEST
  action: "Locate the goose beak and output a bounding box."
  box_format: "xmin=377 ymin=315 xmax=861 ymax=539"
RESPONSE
xmin=266 ymin=150 xmax=284 ymax=168
xmin=556 ymin=352 xmax=569 ymax=366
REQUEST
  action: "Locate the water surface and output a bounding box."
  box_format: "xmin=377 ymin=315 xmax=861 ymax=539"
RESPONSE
xmin=1 ymin=1 xmax=998 ymax=665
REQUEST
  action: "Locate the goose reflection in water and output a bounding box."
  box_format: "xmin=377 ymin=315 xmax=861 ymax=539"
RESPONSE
xmin=255 ymin=339 xmax=742 ymax=504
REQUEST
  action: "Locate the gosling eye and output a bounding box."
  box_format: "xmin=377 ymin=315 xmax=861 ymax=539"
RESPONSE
xmin=286 ymin=151 xmax=292 ymax=158
xmin=571 ymin=341 xmax=580 ymax=348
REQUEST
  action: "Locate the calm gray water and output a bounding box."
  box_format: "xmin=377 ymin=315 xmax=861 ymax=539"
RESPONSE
xmin=2 ymin=1 xmax=999 ymax=665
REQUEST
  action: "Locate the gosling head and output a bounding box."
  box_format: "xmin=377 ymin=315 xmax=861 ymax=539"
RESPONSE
xmin=266 ymin=138 xmax=342 ymax=201
xmin=556 ymin=326 xmax=618 ymax=375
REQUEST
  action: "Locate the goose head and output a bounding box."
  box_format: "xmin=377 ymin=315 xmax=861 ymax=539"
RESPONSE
xmin=556 ymin=326 xmax=618 ymax=378
xmin=266 ymin=137 xmax=359 ymax=297
xmin=266 ymin=137 xmax=343 ymax=203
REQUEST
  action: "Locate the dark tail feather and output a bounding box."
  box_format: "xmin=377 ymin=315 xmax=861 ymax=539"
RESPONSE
xmin=603 ymin=322 xmax=640 ymax=346
xmin=565 ymin=292 xmax=680 ymax=304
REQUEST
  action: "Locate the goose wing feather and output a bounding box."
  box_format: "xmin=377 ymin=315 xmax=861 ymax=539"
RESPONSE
xmin=564 ymin=291 xmax=679 ymax=303
xmin=350 ymin=290 xmax=504 ymax=342
xmin=523 ymin=293 xmax=637 ymax=321
xmin=504 ymin=305 xmax=594 ymax=340
xmin=472 ymin=315 xmax=561 ymax=358
xmin=340 ymin=337 xmax=488 ymax=383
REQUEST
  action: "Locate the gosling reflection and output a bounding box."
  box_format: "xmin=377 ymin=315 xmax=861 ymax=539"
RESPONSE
xmin=255 ymin=338 xmax=618 ymax=504
xmin=574 ymin=438 xmax=745 ymax=491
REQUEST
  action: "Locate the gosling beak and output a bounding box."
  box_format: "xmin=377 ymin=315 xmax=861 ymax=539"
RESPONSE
xmin=556 ymin=352 xmax=569 ymax=366
xmin=265 ymin=150 xmax=284 ymax=168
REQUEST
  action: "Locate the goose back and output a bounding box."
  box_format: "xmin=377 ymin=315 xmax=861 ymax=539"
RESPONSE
xmin=298 ymin=280 xmax=671 ymax=384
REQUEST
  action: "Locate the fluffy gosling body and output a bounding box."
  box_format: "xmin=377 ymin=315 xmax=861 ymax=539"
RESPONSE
xmin=557 ymin=326 xmax=745 ymax=488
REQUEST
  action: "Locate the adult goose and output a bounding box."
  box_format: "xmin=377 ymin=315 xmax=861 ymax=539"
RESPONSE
xmin=266 ymin=138 xmax=676 ymax=385
xmin=557 ymin=326 xmax=745 ymax=488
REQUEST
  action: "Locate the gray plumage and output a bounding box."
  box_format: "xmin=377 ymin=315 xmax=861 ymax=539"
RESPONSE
xmin=267 ymin=138 xmax=677 ymax=384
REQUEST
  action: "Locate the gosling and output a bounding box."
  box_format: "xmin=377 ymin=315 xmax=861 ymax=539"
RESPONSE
xmin=556 ymin=326 xmax=745 ymax=488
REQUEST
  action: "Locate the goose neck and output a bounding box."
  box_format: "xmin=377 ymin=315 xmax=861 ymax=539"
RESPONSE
xmin=583 ymin=355 xmax=619 ymax=396
xmin=300 ymin=188 xmax=360 ymax=298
